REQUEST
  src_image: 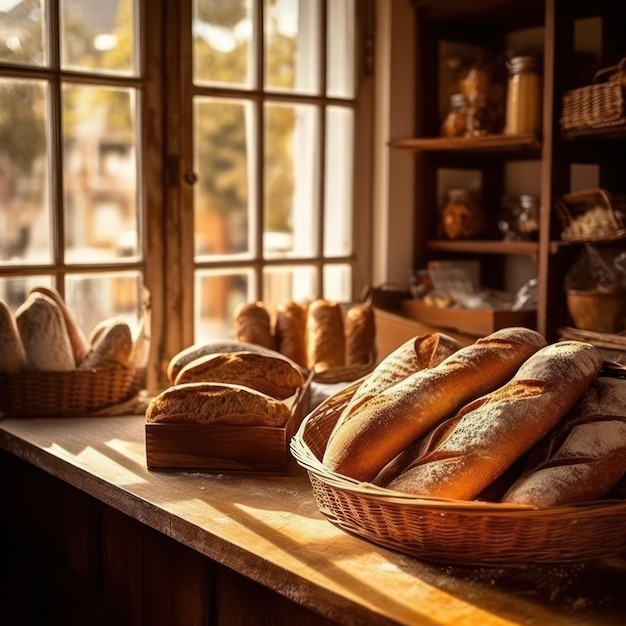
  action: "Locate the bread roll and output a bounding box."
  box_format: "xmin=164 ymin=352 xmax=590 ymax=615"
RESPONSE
xmin=306 ymin=299 xmax=345 ymax=372
xmin=174 ymin=351 xmax=305 ymax=400
xmin=146 ymin=382 xmax=291 ymax=426
xmin=275 ymin=301 xmax=307 ymax=368
xmin=79 ymin=319 xmax=133 ymax=370
xmin=167 ymin=341 xmax=283 ymax=384
xmin=28 ymin=285 xmax=90 ymax=366
xmin=502 ymin=376 xmax=626 ymax=506
xmin=233 ymin=301 xmax=275 ymax=350
xmin=386 ymin=341 xmax=604 ymax=501
xmin=345 ymin=303 xmax=376 ymax=366
xmin=0 ymin=298 xmax=27 ymax=375
xmin=15 ymin=293 xmax=75 ymax=372
xmin=322 ymin=327 xmax=547 ymax=482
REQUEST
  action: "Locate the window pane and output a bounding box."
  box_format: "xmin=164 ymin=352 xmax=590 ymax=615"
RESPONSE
xmin=195 ymin=269 xmax=252 ymax=343
xmin=0 ymin=275 xmax=52 ymax=312
xmin=265 ymin=0 xmax=319 ymax=94
xmin=326 ymin=0 xmax=355 ymax=98
xmin=264 ymin=102 xmax=319 ymax=258
xmin=0 ymin=78 xmax=51 ymax=265
xmin=65 ymin=271 xmax=143 ymax=338
xmin=60 ymin=0 xmax=137 ymax=75
xmin=263 ymin=265 xmax=316 ymax=312
xmin=62 ymin=84 xmax=139 ymax=264
xmin=323 ymin=263 xmax=351 ymax=302
xmin=193 ymin=0 xmax=253 ymax=87
xmin=323 ymin=106 xmax=353 ymax=256
xmin=0 ymin=0 xmax=48 ymax=66
xmin=194 ymin=97 xmax=254 ymax=259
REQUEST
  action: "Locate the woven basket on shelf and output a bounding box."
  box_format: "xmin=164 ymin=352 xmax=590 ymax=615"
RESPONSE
xmin=0 ymin=367 xmax=145 ymax=417
xmin=555 ymin=188 xmax=626 ymax=243
xmin=561 ymin=58 xmax=626 ymax=132
xmin=291 ymin=382 xmax=626 ymax=566
xmin=312 ymin=353 xmax=377 ymax=384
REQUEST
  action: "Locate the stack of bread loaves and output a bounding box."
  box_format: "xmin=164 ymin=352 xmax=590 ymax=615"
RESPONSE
xmin=233 ymin=298 xmax=376 ymax=375
xmin=145 ymin=341 xmax=308 ymax=427
xmin=321 ymin=327 xmax=626 ymax=507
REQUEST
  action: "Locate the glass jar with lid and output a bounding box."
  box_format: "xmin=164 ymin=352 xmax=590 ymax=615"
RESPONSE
xmin=441 ymin=93 xmax=469 ymax=138
xmin=499 ymin=194 xmax=540 ymax=240
xmin=505 ymin=55 xmax=542 ymax=135
xmin=441 ymin=189 xmax=485 ymax=240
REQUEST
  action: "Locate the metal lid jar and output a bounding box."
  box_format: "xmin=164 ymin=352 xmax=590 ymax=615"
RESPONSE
xmin=504 ymin=55 xmax=542 ymax=135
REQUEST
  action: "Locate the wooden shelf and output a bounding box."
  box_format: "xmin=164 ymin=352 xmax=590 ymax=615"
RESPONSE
xmin=427 ymin=239 xmax=539 ymax=256
xmin=389 ymin=133 xmax=541 ymax=153
xmin=561 ymin=127 xmax=626 ymax=142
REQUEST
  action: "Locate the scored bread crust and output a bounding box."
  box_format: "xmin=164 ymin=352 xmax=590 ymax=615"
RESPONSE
xmin=233 ymin=301 xmax=275 ymax=350
xmin=344 ymin=303 xmax=376 ymax=366
xmin=0 ymin=298 xmax=27 ymax=375
xmin=322 ymin=327 xmax=547 ymax=482
xmin=174 ymin=350 xmax=305 ymax=400
xmin=79 ymin=319 xmax=133 ymax=370
xmin=501 ymin=376 xmax=626 ymax=506
xmin=275 ymin=300 xmax=308 ymax=368
xmin=145 ymin=382 xmax=291 ymax=426
xmin=306 ymin=299 xmax=345 ymax=372
xmin=387 ymin=341 xmax=604 ymax=501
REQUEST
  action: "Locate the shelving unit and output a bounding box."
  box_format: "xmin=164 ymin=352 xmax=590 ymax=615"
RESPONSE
xmin=392 ymin=0 xmax=626 ymax=342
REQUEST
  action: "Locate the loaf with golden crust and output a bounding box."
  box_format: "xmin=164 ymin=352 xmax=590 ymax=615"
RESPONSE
xmin=386 ymin=341 xmax=604 ymax=500
xmin=344 ymin=303 xmax=375 ymax=366
xmin=0 ymin=298 xmax=27 ymax=375
xmin=275 ymin=300 xmax=307 ymax=368
xmin=145 ymin=382 xmax=291 ymax=426
xmin=501 ymin=376 xmax=626 ymax=506
xmin=322 ymin=327 xmax=547 ymax=482
xmin=306 ymin=299 xmax=345 ymax=372
xmin=79 ymin=319 xmax=133 ymax=370
xmin=233 ymin=301 xmax=275 ymax=350
xmin=174 ymin=350 xmax=305 ymax=400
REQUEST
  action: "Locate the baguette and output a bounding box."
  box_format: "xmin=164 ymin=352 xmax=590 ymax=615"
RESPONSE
xmin=28 ymin=285 xmax=91 ymax=365
xmin=145 ymin=382 xmax=291 ymax=426
xmin=0 ymin=298 xmax=27 ymax=375
xmin=174 ymin=350 xmax=305 ymax=400
xmin=233 ymin=301 xmax=275 ymax=350
xmin=501 ymin=376 xmax=626 ymax=506
xmin=15 ymin=293 xmax=76 ymax=372
xmin=322 ymin=327 xmax=547 ymax=482
xmin=306 ymin=298 xmax=345 ymax=372
xmin=275 ymin=300 xmax=307 ymax=368
xmin=344 ymin=303 xmax=376 ymax=366
xmin=386 ymin=341 xmax=604 ymax=501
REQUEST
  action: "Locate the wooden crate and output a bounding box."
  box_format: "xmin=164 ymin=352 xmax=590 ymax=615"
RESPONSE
xmin=145 ymin=376 xmax=312 ymax=475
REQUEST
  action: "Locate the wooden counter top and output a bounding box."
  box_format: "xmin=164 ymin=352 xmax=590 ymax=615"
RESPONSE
xmin=1 ymin=415 xmax=626 ymax=626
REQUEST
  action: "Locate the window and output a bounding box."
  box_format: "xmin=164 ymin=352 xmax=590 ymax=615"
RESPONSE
xmin=0 ymin=0 xmax=373 ymax=387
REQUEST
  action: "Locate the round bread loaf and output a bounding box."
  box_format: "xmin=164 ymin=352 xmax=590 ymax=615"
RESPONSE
xmin=386 ymin=341 xmax=604 ymax=501
xmin=345 ymin=303 xmax=376 ymax=366
xmin=0 ymin=298 xmax=27 ymax=375
xmin=306 ymin=298 xmax=345 ymax=373
xmin=174 ymin=350 xmax=305 ymax=400
xmin=501 ymin=376 xmax=626 ymax=506
xmin=79 ymin=319 xmax=133 ymax=370
xmin=167 ymin=341 xmax=283 ymax=384
xmin=15 ymin=292 xmax=76 ymax=372
xmin=275 ymin=300 xmax=307 ymax=368
xmin=146 ymin=382 xmax=291 ymax=426
xmin=29 ymin=285 xmax=91 ymax=366
xmin=233 ymin=301 xmax=275 ymax=349
xmin=322 ymin=327 xmax=547 ymax=482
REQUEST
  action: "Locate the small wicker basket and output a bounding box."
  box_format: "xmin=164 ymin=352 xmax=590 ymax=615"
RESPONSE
xmin=555 ymin=188 xmax=626 ymax=243
xmin=0 ymin=367 xmax=145 ymax=418
xmin=291 ymin=382 xmax=626 ymax=566
xmin=312 ymin=353 xmax=377 ymax=384
xmin=561 ymin=58 xmax=626 ymax=132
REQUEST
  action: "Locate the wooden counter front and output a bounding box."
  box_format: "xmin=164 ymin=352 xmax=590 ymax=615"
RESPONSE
xmin=1 ymin=415 xmax=626 ymax=625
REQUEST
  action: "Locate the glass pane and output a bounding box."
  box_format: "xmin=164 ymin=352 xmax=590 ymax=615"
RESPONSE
xmin=0 ymin=275 xmax=52 ymax=312
xmin=264 ymin=102 xmax=319 ymax=258
xmin=60 ymin=0 xmax=137 ymax=75
xmin=195 ymin=270 xmax=252 ymax=343
xmin=263 ymin=265 xmax=316 ymax=314
xmin=323 ymin=263 xmax=351 ymax=302
xmin=194 ymin=97 xmax=254 ymax=259
xmin=0 ymin=0 xmax=48 ymax=66
xmin=193 ymin=0 xmax=253 ymax=87
xmin=326 ymin=0 xmax=355 ymax=98
xmin=324 ymin=106 xmax=353 ymax=256
xmin=62 ymin=84 xmax=139 ymax=264
xmin=65 ymin=271 xmax=143 ymax=339
xmin=0 ymin=78 xmax=52 ymax=265
xmin=265 ymin=0 xmax=320 ymax=94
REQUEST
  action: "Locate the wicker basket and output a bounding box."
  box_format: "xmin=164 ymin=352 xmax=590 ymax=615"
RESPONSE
xmin=0 ymin=367 xmax=145 ymax=417
xmin=555 ymin=188 xmax=626 ymax=243
xmin=312 ymin=353 xmax=377 ymax=384
xmin=291 ymin=382 xmax=626 ymax=566
xmin=561 ymin=58 xmax=626 ymax=132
